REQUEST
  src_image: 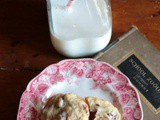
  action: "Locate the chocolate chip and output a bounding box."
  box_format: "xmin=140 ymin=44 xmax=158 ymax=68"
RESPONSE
xmin=95 ymin=104 xmax=100 ymax=107
xmin=89 ymin=112 xmax=96 ymax=120
xmin=107 ymin=112 xmax=117 ymax=120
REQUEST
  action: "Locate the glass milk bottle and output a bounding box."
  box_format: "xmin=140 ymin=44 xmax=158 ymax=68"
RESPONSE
xmin=47 ymin=0 xmax=112 ymax=57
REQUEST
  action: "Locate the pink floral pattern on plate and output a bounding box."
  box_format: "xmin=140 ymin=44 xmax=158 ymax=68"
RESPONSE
xmin=17 ymin=59 xmax=143 ymax=120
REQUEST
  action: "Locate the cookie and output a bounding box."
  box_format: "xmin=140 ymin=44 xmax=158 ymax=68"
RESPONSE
xmin=85 ymin=97 xmax=121 ymax=120
xmin=40 ymin=93 xmax=89 ymax=120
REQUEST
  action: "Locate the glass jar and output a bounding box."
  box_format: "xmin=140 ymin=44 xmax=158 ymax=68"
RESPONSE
xmin=47 ymin=0 xmax=112 ymax=57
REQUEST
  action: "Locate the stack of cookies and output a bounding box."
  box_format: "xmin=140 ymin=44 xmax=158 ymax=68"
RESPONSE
xmin=40 ymin=93 xmax=121 ymax=120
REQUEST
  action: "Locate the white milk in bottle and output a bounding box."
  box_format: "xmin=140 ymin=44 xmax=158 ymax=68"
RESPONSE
xmin=47 ymin=0 xmax=112 ymax=57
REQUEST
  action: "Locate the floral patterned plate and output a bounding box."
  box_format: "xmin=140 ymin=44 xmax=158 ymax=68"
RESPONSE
xmin=17 ymin=59 xmax=143 ymax=120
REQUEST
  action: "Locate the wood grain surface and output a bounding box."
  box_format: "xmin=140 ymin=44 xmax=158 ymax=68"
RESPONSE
xmin=0 ymin=0 xmax=159 ymax=119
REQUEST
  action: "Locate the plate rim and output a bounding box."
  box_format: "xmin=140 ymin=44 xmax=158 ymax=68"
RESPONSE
xmin=17 ymin=58 xmax=143 ymax=120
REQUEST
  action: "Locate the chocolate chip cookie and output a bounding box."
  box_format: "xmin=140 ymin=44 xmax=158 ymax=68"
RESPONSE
xmin=85 ymin=97 xmax=121 ymax=120
xmin=40 ymin=93 xmax=89 ymax=120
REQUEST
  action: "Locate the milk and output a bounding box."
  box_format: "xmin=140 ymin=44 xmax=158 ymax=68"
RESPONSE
xmin=47 ymin=0 xmax=112 ymax=57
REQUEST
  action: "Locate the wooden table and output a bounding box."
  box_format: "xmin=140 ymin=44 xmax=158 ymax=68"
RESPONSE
xmin=0 ymin=0 xmax=159 ymax=119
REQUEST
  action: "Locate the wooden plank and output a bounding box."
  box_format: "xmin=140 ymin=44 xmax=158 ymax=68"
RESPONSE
xmin=0 ymin=70 xmax=40 ymax=119
xmin=0 ymin=0 xmax=159 ymax=119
